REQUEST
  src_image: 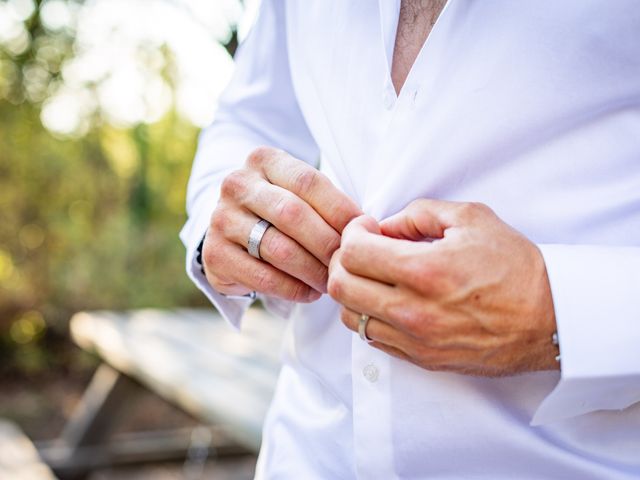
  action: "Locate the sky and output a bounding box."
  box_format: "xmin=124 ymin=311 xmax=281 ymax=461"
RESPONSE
xmin=0 ymin=0 xmax=261 ymax=135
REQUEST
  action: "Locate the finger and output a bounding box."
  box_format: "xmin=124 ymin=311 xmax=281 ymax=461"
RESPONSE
xmin=340 ymin=308 xmax=461 ymax=367
xmin=328 ymin=253 xmax=395 ymax=318
xmin=330 ymin=249 xmax=469 ymax=340
xmin=328 ymin=255 xmax=435 ymax=334
xmin=340 ymin=307 xmax=413 ymax=353
xmin=247 ymin=147 xmax=362 ymax=232
xmin=203 ymin=240 xmax=322 ymax=303
xmin=206 ymin=274 xmax=254 ymax=297
xmin=260 ymin=227 xmax=329 ymax=293
xmin=243 ymin=179 xmax=341 ymax=266
xmin=340 ymin=217 xmax=443 ymax=287
xmin=342 ymin=214 xmax=381 ymax=235
xmin=203 ymin=226 xmax=254 ymax=296
xmin=220 ymin=208 xmax=329 ymax=293
xmin=340 ymin=308 xmax=480 ymax=372
xmin=380 ymin=199 xmax=491 ymax=240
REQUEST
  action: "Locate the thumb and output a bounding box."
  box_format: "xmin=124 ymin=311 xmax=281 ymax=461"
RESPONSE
xmin=380 ymin=199 xmax=465 ymax=240
xmin=342 ymin=214 xmax=381 ymax=241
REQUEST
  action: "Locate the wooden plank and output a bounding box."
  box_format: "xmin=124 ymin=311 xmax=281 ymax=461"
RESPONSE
xmin=69 ymin=307 xmax=286 ymax=451
xmin=0 ymin=420 xmax=58 ymax=480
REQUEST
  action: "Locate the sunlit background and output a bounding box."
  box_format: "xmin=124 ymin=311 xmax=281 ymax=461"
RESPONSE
xmin=0 ymin=0 xmax=259 ymax=461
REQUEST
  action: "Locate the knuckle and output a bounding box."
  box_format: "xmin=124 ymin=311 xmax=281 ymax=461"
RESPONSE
xmin=288 ymin=282 xmax=309 ymax=302
xmin=339 ymin=237 xmax=358 ymax=268
xmin=253 ymin=268 xmax=277 ymax=293
xmin=210 ymin=207 xmax=231 ymax=235
xmin=291 ymin=167 xmax=319 ymax=196
xmin=202 ymin=241 xmax=222 ymax=269
xmin=407 ymin=198 xmax=429 ymax=215
xmin=246 ymin=146 xmax=276 ymax=169
xmin=264 ymin=233 xmax=295 ymax=264
xmin=275 ymin=195 xmax=304 ymax=225
xmin=327 ymin=271 xmax=344 ymax=300
xmin=315 ymin=264 xmax=329 ymax=288
xmin=220 ymin=170 xmax=247 ymax=199
xmin=322 ymin=233 xmax=342 ymax=262
xmin=381 ymin=296 xmax=404 ymax=325
xmin=332 ymin=205 xmax=359 ymax=233
xmin=456 ymin=202 xmax=491 ymax=222
xmin=409 ymin=309 xmax=432 ymax=336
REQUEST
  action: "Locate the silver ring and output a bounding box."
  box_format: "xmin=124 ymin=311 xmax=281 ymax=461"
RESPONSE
xmin=247 ymin=219 xmax=271 ymax=259
xmin=358 ymin=313 xmax=373 ymax=343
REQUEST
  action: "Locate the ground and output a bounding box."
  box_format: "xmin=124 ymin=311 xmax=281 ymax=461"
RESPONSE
xmin=0 ymin=369 xmax=257 ymax=479
xmin=89 ymin=457 xmax=256 ymax=480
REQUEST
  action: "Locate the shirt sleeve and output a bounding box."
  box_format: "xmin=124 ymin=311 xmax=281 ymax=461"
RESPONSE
xmin=179 ymin=0 xmax=319 ymax=330
xmin=531 ymin=244 xmax=640 ymax=425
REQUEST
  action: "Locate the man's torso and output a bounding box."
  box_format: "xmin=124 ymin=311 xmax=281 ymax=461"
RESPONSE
xmin=258 ymin=1 xmax=640 ymax=478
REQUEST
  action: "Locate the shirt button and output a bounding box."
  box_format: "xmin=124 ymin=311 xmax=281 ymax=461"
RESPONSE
xmin=363 ymin=364 xmax=379 ymax=383
xmin=382 ymin=89 xmax=395 ymax=110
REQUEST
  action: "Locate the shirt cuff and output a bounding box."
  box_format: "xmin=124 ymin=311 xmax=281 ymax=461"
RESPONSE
xmin=531 ymin=244 xmax=640 ymax=425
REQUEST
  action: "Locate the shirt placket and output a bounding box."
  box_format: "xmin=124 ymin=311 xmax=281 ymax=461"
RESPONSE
xmin=352 ymin=336 xmax=398 ymax=479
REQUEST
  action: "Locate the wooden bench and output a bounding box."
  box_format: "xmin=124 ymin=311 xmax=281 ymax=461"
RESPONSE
xmin=0 ymin=420 xmax=58 ymax=479
xmin=38 ymin=307 xmax=285 ymax=478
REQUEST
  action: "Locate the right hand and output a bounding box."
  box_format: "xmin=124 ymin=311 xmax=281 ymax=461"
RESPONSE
xmin=203 ymin=146 xmax=362 ymax=302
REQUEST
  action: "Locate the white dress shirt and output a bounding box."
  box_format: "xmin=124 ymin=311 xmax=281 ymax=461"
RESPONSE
xmin=180 ymin=1 xmax=640 ymax=478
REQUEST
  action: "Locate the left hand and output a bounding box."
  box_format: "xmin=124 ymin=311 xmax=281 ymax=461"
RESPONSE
xmin=328 ymin=199 xmax=559 ymax=376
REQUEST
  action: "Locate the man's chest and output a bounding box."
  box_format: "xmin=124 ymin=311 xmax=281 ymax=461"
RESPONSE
xmin=391 ymin=0 xmax=447 ymax=94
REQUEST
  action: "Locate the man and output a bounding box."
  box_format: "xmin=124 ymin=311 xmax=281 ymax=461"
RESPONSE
xmin=181 ymin=1 xmax=640 ymax=478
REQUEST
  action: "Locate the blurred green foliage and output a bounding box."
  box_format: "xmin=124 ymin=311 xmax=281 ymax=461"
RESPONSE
xmin=0 ymin=0 xmax=232 ymax=376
